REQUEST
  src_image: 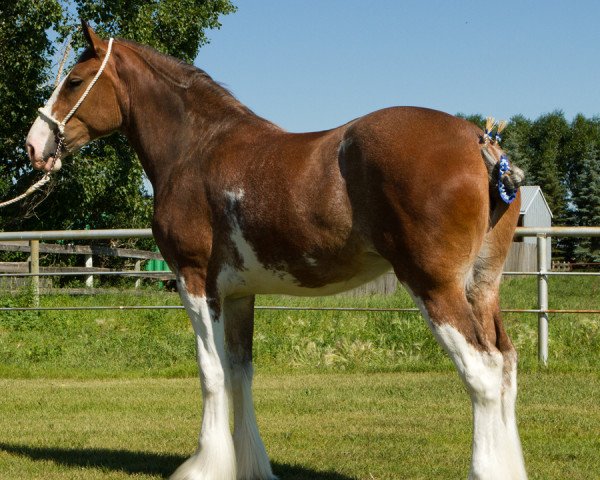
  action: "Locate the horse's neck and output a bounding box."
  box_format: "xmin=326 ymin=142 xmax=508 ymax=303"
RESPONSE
xmin=118 ymin=51 xmax=274 ymax=194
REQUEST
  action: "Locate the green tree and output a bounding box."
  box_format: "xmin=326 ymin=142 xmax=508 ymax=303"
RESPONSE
xmin=0 ymin=0 xmax=236 ymax=235
xmin=0 ymin=0 xmax=62 ymax=219
xmin=570 ymin=145 xmax=600 ymax=262
xmin=523 ymin=112 xmax=569 ymax=221
xmin=73 ymin=0 xmax=234 ymax=62
xmin=501 ymin=115 xmax=533 ymax=180
xmin=456 ymin=113 xmax=485 ymax=130
xmin=560 ymin=114 xmax=600 ymax=203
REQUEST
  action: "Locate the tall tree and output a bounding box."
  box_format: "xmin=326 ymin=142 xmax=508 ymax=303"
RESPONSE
xmin=72 ymin=0 xmax=234 ymax=62
xmin=456 ymin=113 xmax=485 ymax=130
xmin=501 ymin=115 xmax=533 ymax=181
xmin=0 ymin=0 xmax=236 ymax=235
xmin=560 ymin=114 xmax=600 ymax=201
xmin=0 ymin=0 xmax=62 ymax=220
xmin=524 ymin=112 xmax=569 ymax=221
xmin=570 ymin=145 xmax=600 ymax=262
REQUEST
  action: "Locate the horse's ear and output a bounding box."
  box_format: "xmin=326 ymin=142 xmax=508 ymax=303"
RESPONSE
xmin=81 ymin=20 xmax=105 ymax=55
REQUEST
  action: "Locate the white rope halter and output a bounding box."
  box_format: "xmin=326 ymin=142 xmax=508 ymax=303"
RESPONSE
xmin=0 ymin=38 xmax=114 ymax=209
xmin=38 ymin=38 xmax=114 ymax=135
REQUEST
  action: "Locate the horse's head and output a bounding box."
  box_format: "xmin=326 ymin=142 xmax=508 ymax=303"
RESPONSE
xmin=26 ymin=22 xmax=122 ymax=172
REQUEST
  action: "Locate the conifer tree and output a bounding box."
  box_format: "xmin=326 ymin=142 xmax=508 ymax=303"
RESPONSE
xmin=571 ymin=145 xmax=600 ymax=262
xmin=525 ymin=112 xmax=569 ymax=221
xmin=501 ymin=115 xmax=533 ymax=180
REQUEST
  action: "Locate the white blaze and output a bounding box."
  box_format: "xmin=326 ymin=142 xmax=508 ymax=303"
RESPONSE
xmin=26 ymin=77 xmax=66 ymax=172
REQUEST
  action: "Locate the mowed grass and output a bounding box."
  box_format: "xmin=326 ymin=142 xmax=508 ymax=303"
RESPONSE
xmin=0 ymin=372 xmax=598 ymax=480
xmin=0 ymin=275 xmax=598 ymax=478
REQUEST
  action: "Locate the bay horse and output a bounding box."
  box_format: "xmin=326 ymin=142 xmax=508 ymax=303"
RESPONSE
xmin=26 ymin=23 xmax=527 ymax=480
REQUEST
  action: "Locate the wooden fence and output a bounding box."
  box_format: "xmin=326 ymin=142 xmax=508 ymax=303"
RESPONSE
xmin=0 ymin=240 xmax=172 ymax=293
xmin=504 ymin=242 xmax=538 ymax=272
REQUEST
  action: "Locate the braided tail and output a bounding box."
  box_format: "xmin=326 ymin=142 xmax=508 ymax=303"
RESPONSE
xmin=481 ymin=146 xmax=524 ymax=205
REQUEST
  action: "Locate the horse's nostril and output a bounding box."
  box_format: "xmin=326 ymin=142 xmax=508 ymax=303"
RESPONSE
xmin=26 ymin=142 xmax=35 ymax=161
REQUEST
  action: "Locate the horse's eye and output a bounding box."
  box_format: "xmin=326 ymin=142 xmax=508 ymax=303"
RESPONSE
xmin=68 ymin=77 xmax=83 ymax=88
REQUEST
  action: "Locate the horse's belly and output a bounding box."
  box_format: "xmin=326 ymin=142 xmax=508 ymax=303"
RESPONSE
xmin=218 ymin=241 xmax=392 ymax=297
xmin=221 ymin=258 xmax=391 ymax=297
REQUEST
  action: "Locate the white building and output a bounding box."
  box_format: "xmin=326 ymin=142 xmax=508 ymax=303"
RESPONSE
xmin=504 ymin=186 xmax=553 ymax=271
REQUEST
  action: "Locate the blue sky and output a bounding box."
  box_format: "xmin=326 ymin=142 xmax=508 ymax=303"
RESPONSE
xmin=196 ymin=0 xmax=600 ymax=132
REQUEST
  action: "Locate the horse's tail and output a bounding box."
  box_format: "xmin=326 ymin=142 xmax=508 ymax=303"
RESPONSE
xmin=481 ymin=145 xmax=524 ymax=207
xmin=466 ymin=141 xmax=523 ymax=304
xmin=464 ymin=142 xmax=524 ymax=334
xmin=479 ymin=117 xmax=524 ymax=206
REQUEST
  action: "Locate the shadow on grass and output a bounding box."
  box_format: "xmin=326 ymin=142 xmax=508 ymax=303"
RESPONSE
xmin=0 ymin=442 xmax=355 ymax=479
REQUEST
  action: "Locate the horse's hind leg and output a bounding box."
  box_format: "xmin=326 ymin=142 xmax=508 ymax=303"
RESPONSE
xmin=224 ymin=296 xmax=275 ymax=480
xmin=403 ymin=209 xmax=527 ymax=480
xmin=399 ymin=209 xmax=527 ymax=479
xmin=410 ymin=282 xmax=527 ymax=480
xmin=464 ymin=229 xmax=527 ymax=479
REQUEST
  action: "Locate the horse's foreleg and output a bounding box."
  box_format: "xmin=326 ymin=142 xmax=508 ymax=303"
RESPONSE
xmin=410 ymin=287 xmax=527 ymax=480
xmin=225 ymin=296 xmax=276 ymax=480
xmin=171 ymin=275 xmax=236 ymax=480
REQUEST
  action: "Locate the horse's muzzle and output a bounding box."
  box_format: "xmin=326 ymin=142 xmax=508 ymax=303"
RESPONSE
xmin=26 ymin=142 xmax=62 ymax=172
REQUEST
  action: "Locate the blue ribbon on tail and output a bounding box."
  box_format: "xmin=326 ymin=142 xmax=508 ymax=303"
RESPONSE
xmin=498 ymin=154 xmax=516 ymax=204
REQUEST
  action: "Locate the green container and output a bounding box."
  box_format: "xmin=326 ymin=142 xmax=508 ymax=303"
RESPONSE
xmin=143 ymin=251 xmax=170 ymax=288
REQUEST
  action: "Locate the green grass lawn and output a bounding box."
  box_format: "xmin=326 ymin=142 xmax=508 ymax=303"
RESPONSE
xmin=0 ymin=372 xmax=598 ymax=479
xmin=1 ymin=276 xmax=598 ymax=377
xmin=0 ymin=275 xmax=598 ymax=478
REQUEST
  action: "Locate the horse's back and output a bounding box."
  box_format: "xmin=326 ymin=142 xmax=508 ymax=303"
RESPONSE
xmin=340 ymin=107 xmax=485 ymax=176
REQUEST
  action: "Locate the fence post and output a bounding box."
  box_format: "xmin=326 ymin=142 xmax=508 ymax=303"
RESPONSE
xmin=85 ymin=254 xmax=93 ymax=288
xmin=134 ymin=260 xmax=141 ymax=289
xmin=537 ymin=234 xmax=549 ymax=366
xmin=29 ymin=239 xmax=40 ymax=307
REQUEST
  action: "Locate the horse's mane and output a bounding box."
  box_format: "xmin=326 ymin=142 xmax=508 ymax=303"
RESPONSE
xmin=117 ymin=39 xmax=199 ymax=88
xmin=116 ymin=39 xmax=260 ymax=118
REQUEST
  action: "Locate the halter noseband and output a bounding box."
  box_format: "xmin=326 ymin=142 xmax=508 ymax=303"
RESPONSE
xmin=38 ymin=37 xmax=114 ymax=137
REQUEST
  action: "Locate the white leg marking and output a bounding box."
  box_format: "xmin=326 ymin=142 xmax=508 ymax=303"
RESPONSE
xmin=171 ymin=282 xmax=236 ymax=480
xmin=231 ymin=362 xmax=276 ymax=480
xmin=410 ymin=293 xmax=527 ymax=480
xmin=500 ymin=351 xmax=528 ymax=480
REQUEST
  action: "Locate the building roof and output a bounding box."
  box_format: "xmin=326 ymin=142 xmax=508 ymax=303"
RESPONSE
xmin=519 ymin=186 xmax=553 ymax=218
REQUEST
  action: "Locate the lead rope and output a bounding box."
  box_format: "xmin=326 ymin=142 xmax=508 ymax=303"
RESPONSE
xmin=0 ymin=40 xmax=71 ymax=209
xmin=0 ymin=173 xmax=54 ymax=208
xmin=0 ymin=37 xmax=114 ymax=209
xmin=54 ymin=38 xmax=72 ymax=89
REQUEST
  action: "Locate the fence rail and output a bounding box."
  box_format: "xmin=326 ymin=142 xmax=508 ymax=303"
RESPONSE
xmin=0 ymin=226 xmax=599 ymax=366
